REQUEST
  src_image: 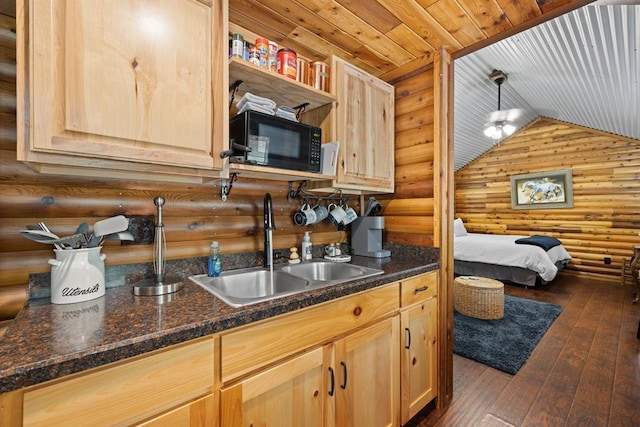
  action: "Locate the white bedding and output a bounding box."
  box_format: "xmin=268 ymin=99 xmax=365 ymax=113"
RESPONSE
xmin=454 ymin=233 xmax=572 ymax=282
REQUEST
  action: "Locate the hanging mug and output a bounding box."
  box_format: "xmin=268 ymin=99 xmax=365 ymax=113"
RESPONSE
xmin=341 ymin=204 xmax=358 ymax=225
xmin=294 ymin=203 xmax=317 ymax=226
xmin=313 ymin=204 xmax=329 ymax=224
xmin=328 ymin=203 xmax=346 ymax=226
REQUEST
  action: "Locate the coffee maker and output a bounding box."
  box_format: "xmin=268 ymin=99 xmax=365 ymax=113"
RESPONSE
xmin=351 ymin=217 xmax=391 ymax=258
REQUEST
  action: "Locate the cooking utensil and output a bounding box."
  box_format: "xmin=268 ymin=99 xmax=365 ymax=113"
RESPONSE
xmin=57 ymin=233 xmax=88 ymax=248
xmin=75 ymin=222 xmax=89 ymax=238
xmin=105 ymin=231 xmax=134 ymax=241
xmin=20 ymin=229 xmax=60 ymax=242
xmin=38 ymin=222 xmax=65 ymax=250
xmin=20 ymin=231 xmax=87 ymax=248
xmin=88 ymin=215 xmax=129 ymax=247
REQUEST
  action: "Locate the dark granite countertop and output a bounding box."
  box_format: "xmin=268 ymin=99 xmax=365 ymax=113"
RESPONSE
xmin=0 ymin=245 xmax=438 ymax=394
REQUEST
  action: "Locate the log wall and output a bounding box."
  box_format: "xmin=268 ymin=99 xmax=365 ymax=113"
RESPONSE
xmin=454 ymin=117 xmax=640 ymax=282
xmin=384 ymin=66 xmax=436 ymax=246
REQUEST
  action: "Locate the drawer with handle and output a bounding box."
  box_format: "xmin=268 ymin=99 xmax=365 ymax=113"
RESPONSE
xmin=400 ymin=271 xmax=437 ymax=307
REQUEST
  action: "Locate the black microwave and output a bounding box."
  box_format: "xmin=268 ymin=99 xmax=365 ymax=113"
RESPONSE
xmin=229 ymin=111 xmax=322 ymax=173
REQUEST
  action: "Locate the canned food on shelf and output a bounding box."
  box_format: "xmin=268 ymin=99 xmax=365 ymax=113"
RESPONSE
xmin=255 ymin=38 xmax=269 ymax=68
xmin=248 ymin=44 xmax=260 ymax=66
xmin=231 ymin=33 xmax=244 ymax=58
xmin=268 ymin=41 xmax=278 ymax=72
xmin=277 ymin=48 xmax=297 ymax=80
xmin=310 ymin=61 xmax=330 ymax=92
xmin=296 ymin=57 xmax=309 ymax=84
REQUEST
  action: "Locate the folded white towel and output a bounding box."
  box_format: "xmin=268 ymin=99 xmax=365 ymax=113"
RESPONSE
xmin=237 ymin=102 xmax=275 ymax=116
xmin=236 ymin=92 xmax=277 ymax=110
xmin=275 ymin=107 xmax=298 ymax=122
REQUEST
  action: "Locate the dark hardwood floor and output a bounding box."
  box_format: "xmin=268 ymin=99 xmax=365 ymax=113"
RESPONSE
xmin=407 ymin=274 xmax=640 ymax=427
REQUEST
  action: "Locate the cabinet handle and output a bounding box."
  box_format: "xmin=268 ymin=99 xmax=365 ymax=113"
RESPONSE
xmin=413 ymin=286 xmax=428 ymax=294
xmin=340 ymin=361 xmax=347 ymax=390
xmin=328 ymin=367 xmax=335 ymax=396
xmin=405 ymin=327 xmax=411 ymax=349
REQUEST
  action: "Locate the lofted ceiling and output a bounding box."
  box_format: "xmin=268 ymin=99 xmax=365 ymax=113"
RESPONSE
xmin=453 ymin=1 xmax=639 ymax=170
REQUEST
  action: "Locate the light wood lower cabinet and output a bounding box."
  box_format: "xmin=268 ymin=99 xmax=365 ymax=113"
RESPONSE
xmin=221 ymin=346 xmax=329 ymax=427
xmin=21 ymin=337 xmax=216 ymax=427
xmin=399 ymin=272 xmax=439 ymax=424
xmin=220 ymin=317 xmax=399 ymax=427
xmin=220 ymin=284 xmax=402 ymax=427
xmin=333 ymin=316 xmax=399 ymax=427
xmin=220 ymin=284 xmax=399 ymax=383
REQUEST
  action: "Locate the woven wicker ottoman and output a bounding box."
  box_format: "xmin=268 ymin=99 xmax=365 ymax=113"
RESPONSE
xmin=454 ymin=276 xmax=504 ymax=320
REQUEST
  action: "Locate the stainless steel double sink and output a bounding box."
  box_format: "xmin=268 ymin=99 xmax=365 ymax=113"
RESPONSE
xmin=189 ymin=259 xmax=384 ymax=307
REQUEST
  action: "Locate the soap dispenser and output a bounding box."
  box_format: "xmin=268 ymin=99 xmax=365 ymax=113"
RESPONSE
xmin=301 ymin=231 xmax=312 ymax=261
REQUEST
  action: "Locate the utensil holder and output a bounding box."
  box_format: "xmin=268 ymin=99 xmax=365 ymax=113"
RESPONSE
xmin=48 ymin=247 xmax=106 ymax=304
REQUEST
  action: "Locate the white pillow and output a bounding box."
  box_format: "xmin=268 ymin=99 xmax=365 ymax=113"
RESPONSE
xmin=454 ymin=218 xmax=468 ymax=237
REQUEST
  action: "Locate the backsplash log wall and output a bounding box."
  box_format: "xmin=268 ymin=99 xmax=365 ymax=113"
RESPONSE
xmin=454 ymin=117 xmax=640 ymax=282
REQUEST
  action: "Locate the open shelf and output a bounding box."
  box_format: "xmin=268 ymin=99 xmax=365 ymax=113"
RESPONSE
xmin=228 ymin=163 xmax=336 ymax=182
xmin=229 ymin=57 xmax=336 ymax=110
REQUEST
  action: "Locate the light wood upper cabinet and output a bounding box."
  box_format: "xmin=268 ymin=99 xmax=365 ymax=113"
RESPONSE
xmin=17 ymin=0 xmax=228 ymax=182
xmin=313 ymin=56 xmax=395 ymax=194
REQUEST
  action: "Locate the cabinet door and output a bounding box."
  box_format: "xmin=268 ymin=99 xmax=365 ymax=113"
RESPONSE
xmin=220 ymin=346 xmax=328 ymax=427
xmin=136 ymin=394 xmax=215 ymax=427
xmin=332 ymin=57 xmax=394 ymax=193
xmin=400 ymin=297 xmax=438 ymax=424
xmin=19 ymin=0 xmax=227 ymax=176
xmin=333 ymin=316 xmax=400 ymax=427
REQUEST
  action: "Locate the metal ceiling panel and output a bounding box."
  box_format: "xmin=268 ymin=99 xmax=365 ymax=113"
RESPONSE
xmin=453 ymin=4 xmax=639 ymax=171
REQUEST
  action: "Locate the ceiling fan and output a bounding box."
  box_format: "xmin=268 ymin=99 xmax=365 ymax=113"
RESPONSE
xmin=483 ymin=69 xmax=524 ymax=140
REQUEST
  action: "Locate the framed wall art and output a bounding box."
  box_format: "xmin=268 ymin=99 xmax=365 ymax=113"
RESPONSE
xmin=510 ymin=169 xmax=574 ymax=210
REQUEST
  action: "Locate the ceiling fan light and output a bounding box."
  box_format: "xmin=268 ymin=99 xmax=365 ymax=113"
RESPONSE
xmin=491 ymin=127 xmax=503 ymax=139
xmin=503 ymin=123 xmax=516 ymax=135
xmin=484 ymin=125 xmax=497 ymax=137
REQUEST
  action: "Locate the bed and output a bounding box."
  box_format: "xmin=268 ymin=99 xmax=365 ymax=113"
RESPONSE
xmin=453 ymin=219 xmax=572 ymax=287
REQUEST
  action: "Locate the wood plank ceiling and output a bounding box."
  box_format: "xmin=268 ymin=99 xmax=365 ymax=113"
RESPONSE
xmin=228 ymin=0 xmax=586 ymax=82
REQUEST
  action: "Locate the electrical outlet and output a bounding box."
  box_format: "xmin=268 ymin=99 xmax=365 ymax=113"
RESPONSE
xmin=604 ymin=257 xmax=611 ymax=265
xmin=125 ymin=216 xmax=155 ymax=245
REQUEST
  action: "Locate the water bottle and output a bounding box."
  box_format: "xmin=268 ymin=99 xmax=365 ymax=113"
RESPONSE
xmin=208 ymin=241 xmax=222 ymax=277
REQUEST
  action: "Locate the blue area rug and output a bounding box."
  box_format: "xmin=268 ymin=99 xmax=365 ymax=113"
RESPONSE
xmin=454 ymin=295 xmax=563 ymax=374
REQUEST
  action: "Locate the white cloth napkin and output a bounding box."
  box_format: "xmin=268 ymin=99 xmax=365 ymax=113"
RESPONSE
xmin=237 ymin=102 xmax=275 ymax=115
xmin=236 ymin=92 xmax=277 ymax=110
